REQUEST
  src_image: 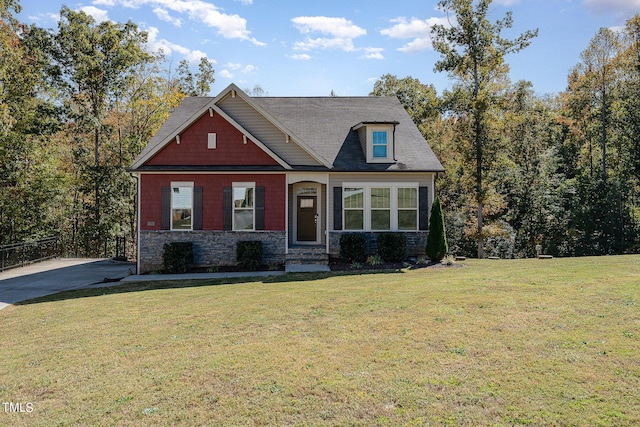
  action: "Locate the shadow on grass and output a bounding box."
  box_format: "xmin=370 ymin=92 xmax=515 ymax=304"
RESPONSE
xmin=14 ymin=268 xmax=406 ymax=306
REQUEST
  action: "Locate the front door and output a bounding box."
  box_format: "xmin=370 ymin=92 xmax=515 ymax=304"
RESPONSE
xmin=297 ymin=196 xmax=317 ymax=242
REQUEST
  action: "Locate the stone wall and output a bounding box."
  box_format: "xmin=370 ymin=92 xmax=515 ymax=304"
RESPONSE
xmin=328 ymin=231 xmax=428 ymax=259
xmin=139 ymin=230 xmax=286 ymax=273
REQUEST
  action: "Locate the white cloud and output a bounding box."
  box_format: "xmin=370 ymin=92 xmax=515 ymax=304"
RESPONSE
xmin=361 ymin=47 xmax=384 ymax=60
xmin=381 ymin=16 xmax=450 ymax=54
xmin=153 ymin=7 xmax=182 ymax=27
xmin=220 ymin=62 xmax=257 ymax=78
xmin=292 ymin=16 xmax=366 ymax=52
xmin=92 ymin=0 xmax=265 ymax=45
xmin=225 ymin=62 xmax=256 ymax=73
xmin=290 ymin=53 xmax=312 ymax=60
xmin=235 ymin=0 xmax=253 ymax=4
xmin=80 ymin=6 xmax=110 ymax=22
xmin=144 ymin=26 xmax=214 ymax=64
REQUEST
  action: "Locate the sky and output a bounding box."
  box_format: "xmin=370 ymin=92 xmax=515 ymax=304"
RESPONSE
xmin=17 ymin=0 xmax=640 ymax=97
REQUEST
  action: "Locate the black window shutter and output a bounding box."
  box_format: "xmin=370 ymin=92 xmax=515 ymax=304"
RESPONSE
xmin=193 ymin=186 xmax=203 ymax=230
xmin=161 ymin=186 xmax=171 ymax=230
xmin=333 ymin=187 xmax=343 ymax=230
xmin=223 ymin=186 xmax=232 ymax=231
xmin=419 ymin=186 xmax=429 ymax=230
xmin=255 ymin=186 xmax=265 ymax=230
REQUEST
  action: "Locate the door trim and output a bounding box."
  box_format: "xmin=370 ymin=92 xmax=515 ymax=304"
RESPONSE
xmin=293 ymin=182 xmax=321 ymax=245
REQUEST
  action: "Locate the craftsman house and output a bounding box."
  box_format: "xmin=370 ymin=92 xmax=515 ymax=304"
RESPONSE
xmin=129 ymin=83 xmax=444 ymax=273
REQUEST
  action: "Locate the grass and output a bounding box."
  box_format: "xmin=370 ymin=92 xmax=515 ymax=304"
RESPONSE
xmin=1 ymin=255 xmax=639 ymax=426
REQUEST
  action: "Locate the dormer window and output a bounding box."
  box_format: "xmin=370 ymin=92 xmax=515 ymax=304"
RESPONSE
xmin=372 ymin=131 xmax=388 ymax=158
xmin=353 ymin=122 xmax=398 ymax=163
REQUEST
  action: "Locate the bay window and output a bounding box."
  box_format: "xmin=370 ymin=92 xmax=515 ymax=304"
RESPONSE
xmin=397 ymin=187 xmax=418 ymax=230
xmin=343 ymin=187 xmax=364 ymax=230
xmin=342 ymin=183 xmax=420 ymax=231
xmin=370 ymin=187 xmax=391 ymax=230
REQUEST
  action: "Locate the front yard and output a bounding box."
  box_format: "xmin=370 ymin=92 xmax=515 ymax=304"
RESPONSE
xmin=1 ymin=256 xmax=639 ymax=425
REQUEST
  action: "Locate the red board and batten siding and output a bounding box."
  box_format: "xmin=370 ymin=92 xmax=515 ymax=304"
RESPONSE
xmin=140 ymin=173 xmax=286 ymax=231
xmin=146 ymin=111 xmax=280 ymax=166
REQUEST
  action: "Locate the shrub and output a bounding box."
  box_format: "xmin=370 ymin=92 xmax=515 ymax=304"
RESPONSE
xmin=377 ymin=232 xmax=406 ymax=262
xmin=237 ymin=241 xmax=263 ymax=271
xmin=425 ymin=195 xmax=448 ymax=262
xmin=162 ymin=242 xmax=193 ymax=273
xmin=340 ymin=233 xmax=366 ymax=262
xmin=366 ymin=253 xmax=383 ymax=266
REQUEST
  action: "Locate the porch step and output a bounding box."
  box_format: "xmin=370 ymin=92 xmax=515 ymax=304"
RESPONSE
xmin=286 ymin=246 xmax=328 ymax=265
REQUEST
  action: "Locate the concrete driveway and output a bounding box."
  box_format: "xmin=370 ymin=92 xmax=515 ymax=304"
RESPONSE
xmin=0 ymin=258 xmax=136 ymax=310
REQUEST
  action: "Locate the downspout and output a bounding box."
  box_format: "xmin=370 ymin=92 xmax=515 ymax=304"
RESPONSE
xmin=392 ymin=123 xmax=397 ymax=162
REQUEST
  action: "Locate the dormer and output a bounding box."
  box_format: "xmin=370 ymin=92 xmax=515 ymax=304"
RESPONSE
xmin=352 ymin=121 xmax=399 ymax=163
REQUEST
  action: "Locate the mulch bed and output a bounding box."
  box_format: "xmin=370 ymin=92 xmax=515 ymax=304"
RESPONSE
xmin=328 ymin=257 xmax=463 ymax=272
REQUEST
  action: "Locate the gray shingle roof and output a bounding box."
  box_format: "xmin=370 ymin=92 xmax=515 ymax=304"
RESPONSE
xmin=253 ymin=96 xmax=443 ymax=172
xmin=131 ymin=89 xmax=444 ymax=173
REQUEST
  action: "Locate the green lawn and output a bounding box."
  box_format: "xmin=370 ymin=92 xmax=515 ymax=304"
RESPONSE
xmin=1 ymin=256 xmax=639 ymax=426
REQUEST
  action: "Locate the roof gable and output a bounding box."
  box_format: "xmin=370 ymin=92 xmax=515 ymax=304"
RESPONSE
xmin=130 ymin=95 xmax=291 ymax=170
xmin=130 ymin=84 xmax=444 ymax=173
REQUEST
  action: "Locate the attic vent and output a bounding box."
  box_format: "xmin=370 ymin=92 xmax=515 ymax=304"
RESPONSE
xmin=208 ymin=133 xmax=216 ymax=149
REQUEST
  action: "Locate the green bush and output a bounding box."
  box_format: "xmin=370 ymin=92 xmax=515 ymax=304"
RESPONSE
xmin=426 ymin=195 xmax=448 ymax=262
xmin=340 ymin=233 xmax=366 ymax=262
xmin=237 ymin=241 xmax=263 ymax=271
xmin=377 ymin=232 xmax=406 ymax=262
xmin=162 ymin=242 xmax=193 ymax=273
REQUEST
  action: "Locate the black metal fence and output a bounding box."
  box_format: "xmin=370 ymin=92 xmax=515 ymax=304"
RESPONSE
xmin=0 ymin=237 xmax=59 ymax=272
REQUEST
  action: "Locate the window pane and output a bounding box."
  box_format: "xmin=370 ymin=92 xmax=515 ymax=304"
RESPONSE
xmin=398 ymin=210 xmax=417 ymax=230
xmin=234 ymin=209 xmax=254 ymax=230
xmin=372 ymin=131 xmax=387 ymax=158
xmin=172 ymin=186 xmax=192 ymax=230
xmin=398 ymin=187 xmax=417 ymax=209
xmin=371 ymin=188 xmax=390 ymax=208
xmin=172 ymin=208 xmax=192 ymax=230
xmin=233 ymin=187 xmax=253 ymax=208
xmin=371 ymin=210 xmax=390 ymax=230
xmin=372 ymin=131 xmax=387 ymax=145
xmin=344 ymin=210 xmax=364 ymax=230
xmin=172 ymin=186 xmax=192 ymax=209
xmin=343 ymin=187 xmax=363 ymax=209
xmin=372 ymin=145 xmax=387 ymax=158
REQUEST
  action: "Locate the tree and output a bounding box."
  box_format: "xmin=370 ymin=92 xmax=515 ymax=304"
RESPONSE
xmin=431 ymin=0 xmax=538 ymax=258
xmin=0 ymin=4 xmax=67 ymax=244
xmin=176 ymin=57 xmax=215 ymax=96
xmin=426 ymin=196 xmax=448 ymax=262
xmin=579 ymin=28 xmax=621 ymax=181
xmin=370 ymin=74 xmax=440 ymax=127
xmin=45 ymin=6 xmax=153 ymax=255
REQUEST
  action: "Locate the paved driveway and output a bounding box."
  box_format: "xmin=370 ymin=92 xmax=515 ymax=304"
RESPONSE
xmin=0 ymin=258 xmax=136 ymax=310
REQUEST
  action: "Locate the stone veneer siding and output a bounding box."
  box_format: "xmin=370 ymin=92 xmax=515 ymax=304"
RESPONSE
xmin=139 ymin=230 xmax=286 ymax=273
xmin=328 ymin=231 xmax=428 ymax=259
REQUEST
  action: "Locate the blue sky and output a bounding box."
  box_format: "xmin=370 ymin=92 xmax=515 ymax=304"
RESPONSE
xmin=18 ymin=0 xmax=640 ymax=97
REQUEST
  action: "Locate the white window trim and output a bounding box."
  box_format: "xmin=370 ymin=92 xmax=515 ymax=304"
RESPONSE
xmin=366 ymin=125 xmax=393 ymax=163
xmin=342 ymin=183 xmax=419 ymax=231
xmin=232 ymin=182 xmax=256 ymax=231
xmin=171 ymin=181 xmax=194 ymax=231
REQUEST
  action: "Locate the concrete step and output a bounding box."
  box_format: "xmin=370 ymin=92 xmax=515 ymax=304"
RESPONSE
xmin=286 ymin=246 xmax=328 ymax=265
